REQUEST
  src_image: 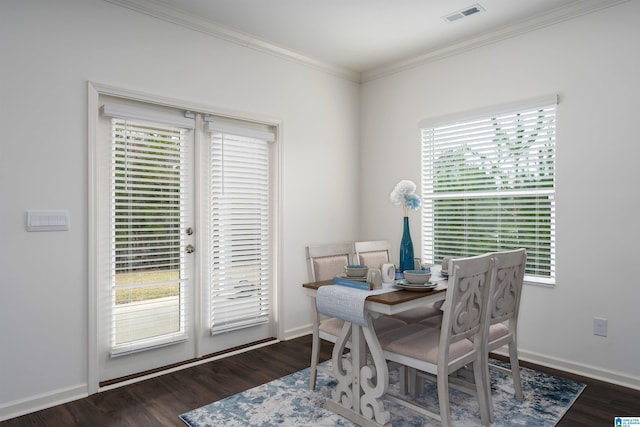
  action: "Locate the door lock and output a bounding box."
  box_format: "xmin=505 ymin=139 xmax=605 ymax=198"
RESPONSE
xmin=186 ymin=227 xmax=194 ymax=235
xmin=185 ymin=244 xmax=195 ymax=253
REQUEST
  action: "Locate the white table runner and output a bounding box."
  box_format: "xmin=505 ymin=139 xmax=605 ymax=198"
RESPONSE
xmin=316 ymin=282 xmax=396 ymax=326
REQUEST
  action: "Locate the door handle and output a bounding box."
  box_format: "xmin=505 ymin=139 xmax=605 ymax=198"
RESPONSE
xmin=186 ymin=244 xmax=195 ymax=254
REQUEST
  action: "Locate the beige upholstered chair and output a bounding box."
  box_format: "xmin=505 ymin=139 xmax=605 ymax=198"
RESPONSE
xmin=378 ymin=253 xmax=496 ymax=427
xmin=484 ymin=248 xmax=527 ymax=404
xmin=306 ymin=242 xmax=353 ymax=390
xmin=307 ymin=242 xmax=355 ymax=284
xmin=355 ymin=239 xmax=441 ymax=324
xmin=306 ymin=242 xmax=406 ymax=390
xmin=354 ymin=239 xmax=392 ymax=269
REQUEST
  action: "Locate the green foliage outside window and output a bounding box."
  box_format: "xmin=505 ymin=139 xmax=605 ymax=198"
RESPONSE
xmin=426 ymin=108 xmax=556 ymax=281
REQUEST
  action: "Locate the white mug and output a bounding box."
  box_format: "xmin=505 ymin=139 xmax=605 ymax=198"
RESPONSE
xmin=381 ymin=263 xmax=396 ymax=283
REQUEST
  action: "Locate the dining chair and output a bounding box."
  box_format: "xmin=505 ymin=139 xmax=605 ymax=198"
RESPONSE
xmin=306 ymin=242 xmax=353 ymax=390
xmin=354 ymin=239 xmax=392 ymax=269
xmin=483 ymin=248 xmax=527 ymax=404
xmin=306 ymin=242 xmax=407 ymax=390
xmin=377 ymin=253 xmax=496 ymax=427
xmin=355 ymin=239 xmax=442 ymax=324
xmin=416 ymin=249 xmax=527 ymax=422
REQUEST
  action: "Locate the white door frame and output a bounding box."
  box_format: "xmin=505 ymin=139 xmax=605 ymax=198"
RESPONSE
xmin=87 ymin=81 xmax=283 ymax=394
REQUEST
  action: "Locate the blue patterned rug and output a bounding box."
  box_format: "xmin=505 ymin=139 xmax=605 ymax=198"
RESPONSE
xmin=180 ymin=360 xmax=585 ymax=426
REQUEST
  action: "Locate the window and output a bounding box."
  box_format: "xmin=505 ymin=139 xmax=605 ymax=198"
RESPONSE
xmin=420 ymin=95 xmax=557 ymax=285
xmin=206 ymin=117 xmax=274 ymax=334
xmin=102 ymin=102 xmax=195 ymax=357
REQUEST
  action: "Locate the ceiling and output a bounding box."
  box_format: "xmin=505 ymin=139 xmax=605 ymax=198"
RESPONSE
xmin=109 ymin=0 xmax=623 ymax=79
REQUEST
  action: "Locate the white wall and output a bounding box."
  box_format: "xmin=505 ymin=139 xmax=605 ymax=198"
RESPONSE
xmin=0 ymin=0 xmax=360 ymax=419
xmin=3 ymin=0 xmax=640 ymax=421
xmin=360 ymin=1 xmax=640 ymax=389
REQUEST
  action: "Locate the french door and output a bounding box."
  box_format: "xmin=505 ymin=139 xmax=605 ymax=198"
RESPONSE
xmin=92 ymin=89 xmax=277 ymax=385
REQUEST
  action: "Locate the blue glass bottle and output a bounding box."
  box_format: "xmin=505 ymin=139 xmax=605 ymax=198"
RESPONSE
xmin=399 ymin=216 xmax=414 ymax=272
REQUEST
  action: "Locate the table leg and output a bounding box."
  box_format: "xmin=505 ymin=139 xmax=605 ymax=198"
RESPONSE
xmin=330 ymin=321 xmax=354 ymax=408
xmin=326 ymin=313 xmax=391 ymax=427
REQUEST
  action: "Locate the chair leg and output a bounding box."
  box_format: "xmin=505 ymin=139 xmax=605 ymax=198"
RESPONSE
xmin=309 ymin=329 xmax=320 ymax=390
xmin=407 ymin=366 xmax=420 ymax=397
xmin=398 ymin=366 xmax=420 ymax=397
xmin=399 ymin=365 xmax=408 ymax=395
xmin=509 ymin=342 xmax=524 ymax=401
xmin=437 ymin=369 xmax=452 ymax=427
xmin=309 ymin=297 xmax=321 ymax=390
xmin=479 ymin=346 xmax=494 ymax=424
xmin=473 ymin=359 xmax=492 ymax=426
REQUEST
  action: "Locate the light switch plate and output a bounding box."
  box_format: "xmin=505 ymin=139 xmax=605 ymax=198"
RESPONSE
xmin=26 ymin=210 xmax=70 ymax=232
xmin=594 ymin=317 xmax=608 ymax=337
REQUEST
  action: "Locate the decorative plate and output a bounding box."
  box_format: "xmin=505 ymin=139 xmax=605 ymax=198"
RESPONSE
xmin=394 ymin=281 xmax=438 ymax=291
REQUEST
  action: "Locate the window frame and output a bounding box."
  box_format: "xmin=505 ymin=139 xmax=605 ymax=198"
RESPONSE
xmin=419 ymin=95 xmax=557 ymax=286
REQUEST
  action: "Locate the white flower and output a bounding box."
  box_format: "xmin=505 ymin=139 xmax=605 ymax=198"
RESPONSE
xmin=392 ymin=180 xmax=416 ymax=198
xmin=390 ymin=180 xmax=421 ymax=215
xmin=390 ymin=191 xmax=405 ymax=205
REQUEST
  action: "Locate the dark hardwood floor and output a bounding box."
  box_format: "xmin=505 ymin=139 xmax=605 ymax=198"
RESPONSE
xmin=2 ymin=335 xmax=639 ymax=426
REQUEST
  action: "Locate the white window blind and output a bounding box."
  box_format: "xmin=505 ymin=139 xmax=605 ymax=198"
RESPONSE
xmin=208 ymin=118 xmax=273 ymax=334
xmin=421 ymin=96 xmax=557 ymax=285
xmin=109 ymin=116 xmax=190 ymax=355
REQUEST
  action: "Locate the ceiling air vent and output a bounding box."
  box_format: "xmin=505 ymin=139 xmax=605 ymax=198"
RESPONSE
xmin=443 ymin=4 xmax=485 ymax=23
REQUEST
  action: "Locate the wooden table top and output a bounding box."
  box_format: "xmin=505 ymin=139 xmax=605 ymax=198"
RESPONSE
xmin=302 ymin=280 xmax=446 ymax=306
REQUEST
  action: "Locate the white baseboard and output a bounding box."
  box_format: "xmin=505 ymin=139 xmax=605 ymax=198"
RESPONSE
xmin=284 ymin=324 xmax=313 ymax=341
xmin=494 ymin=347 xmax=640 ymax=391
xmin=0 ymin=339 xmax=282 ymax=422
xmin=0 ymin=384 xmax=88 ymax=422
xmin=292 ymin=323 xmax=640 ymax=392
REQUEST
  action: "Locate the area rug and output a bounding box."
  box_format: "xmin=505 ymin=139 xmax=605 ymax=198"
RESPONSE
xmin=180 ymin=360 xmax=585 ymax=426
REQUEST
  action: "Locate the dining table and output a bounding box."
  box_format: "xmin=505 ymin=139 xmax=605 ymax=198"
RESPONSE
xmin=303 ymin=272 xmax=448 ymax=427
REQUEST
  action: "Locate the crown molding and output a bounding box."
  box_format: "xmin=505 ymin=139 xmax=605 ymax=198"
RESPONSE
xmin=106 ymin=0 xmax=629 ymax=84
xmin=361 ymin=0 xmax=630 ymax=82
xmin=103 ymin=0 xmax=361 ymax=82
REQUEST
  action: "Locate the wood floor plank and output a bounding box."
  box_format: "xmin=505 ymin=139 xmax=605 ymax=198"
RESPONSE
xmin=1 ymin=336 xmax=638 ymax=426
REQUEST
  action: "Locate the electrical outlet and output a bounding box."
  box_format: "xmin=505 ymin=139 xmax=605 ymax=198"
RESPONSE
xmin=594 ymin=318 xmax=608 ymax=337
